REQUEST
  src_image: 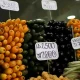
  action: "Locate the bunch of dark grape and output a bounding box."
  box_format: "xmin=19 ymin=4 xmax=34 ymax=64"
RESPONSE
xmin=45 ymin=20 xmax=75 ymax=76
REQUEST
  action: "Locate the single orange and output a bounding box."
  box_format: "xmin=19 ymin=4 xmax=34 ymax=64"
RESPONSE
xmin=15 ymin=18 xmax=20 ymax=24
xmin=77 ymin=52 xmax=80 ymax=58
xmin=12 ymin=73 xmax=17 ymax=78
xmin=15 ymin=31 xmax=20 ymax=37
xmin=4 ymin=32 xmax=8 ymax=39
xmin=11 ymin=46 xmax=19 ymax=53
xmin=9 ymin=25 xmax=14 ymax=30
xmin=0 ymin=42 xmax=2 ymax=47
xmin=5 ymin=51 xmax=10 ymax=56
xmin=73 ymin=27 xmax=79 ymax=33
xmin=3 ymin=63 xmax=9 ymax=69
xmin=5 ymin=68 xmax=13 ymax=75
xmin=0 ymin=36 xmax=5 ymax=41
xmin=19 ymin=24 xmax=23 ymax=32
xmin=5 ymin=45 xmax=11 ymax=51
xmin=7 ymin=36 xmax=13 ymax=44
xmin=11 ymin=19 xmax=15 ymax=25
xmin=10 ymin=53 xmax=16 ymax=59
xmin=13 ymin=78 xmax=19 ymax=80
xmin=0 ymin=27 xmax=4 ymax=35
xmin=17 ymin=54 xmax=23 ymax=60
xmin=14 ymin=37 xmax=19 ymax=43
xmin=6 ymin=19 xmax=11 ymax=25
xmin=16 ymin=60 xmax=22 ymax=66
xmin=23 ymin=25 xmax=29 ymax=33
xmin=4 ymin=26 xmax=9 ymax=32
xmin=0 ymin=54 xmax=4 ymax=60
xmin=10 ymin=41 xmax=16 ymax=47
xmin=7 ymin=75 xmax=12 ymax=80
xmin=0 ymin=73 xmax=7 ymax=80
xmin=13 ymin=65 xmax=20 ymax=72
xmin=19 ymin=76 xmax=25 ymax=80
xmin=0 ymin=60 xmax=4 ymax=65
xmin=19 ymin=38 xmax=24 ymax=43
xmin=14 ymin=23 xmax=19 ymax=28
xmin=4 ymin=57 xmax=10 ymax=63
xmin=2 ymin=22 xmax=6 ymax=26
xmin=16 ymin=43 xmax=22 ymax=47
xmin=20 ymin=20 xmax=26 ymax=25
xmin=3 ymin=40 xmax=8 ymax=45
xmin=74 ymin=33 xmax=80 ymax=37
xmin=20 ymin=32 xmax=24 ymax=38
xmin=9 ymin=30 xmax=14 ymax=37
xmin=16 ymin=71 xmax=22 ymax=77
xmin=14 ymin=27 xmax=18 ymax=32
xmin=0 ymin=47 xmax=6 ymax=53
xmin=9 ymin=61 xmax=16 ymax=67
xmin=77 ymin=50 xmax=80 ymax=53
xmin=18 ymin=48 xmax=23 ymax=53
xmin=19 ymin=65 xmax=25 ymax=71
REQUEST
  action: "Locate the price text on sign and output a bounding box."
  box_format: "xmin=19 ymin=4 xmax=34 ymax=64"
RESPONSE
xmin=1 ymin=0 xmax=19 ymax=11
xmin=41 ymin=0 xmax=57 ymax=10
xmin=35 ymin=42 xmax=59 ymax=61
xmin=71 ymin=37 xmax=80 ymax=49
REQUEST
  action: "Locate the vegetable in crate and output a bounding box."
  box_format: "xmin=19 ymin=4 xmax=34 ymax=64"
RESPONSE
xmin=63 ymin=61 xmax=80 ymax=80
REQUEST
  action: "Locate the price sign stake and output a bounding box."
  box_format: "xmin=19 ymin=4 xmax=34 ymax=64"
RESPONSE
xmin=0 ymin=0 xmax=19 ymax=19
xmin=35 ymin=42 xmax=59 ymax=72
xmin=71 ymin=26 xmax=77 ymax=60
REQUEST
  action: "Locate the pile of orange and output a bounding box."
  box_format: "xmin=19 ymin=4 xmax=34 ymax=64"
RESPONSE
xmin=29 ymin=71 xmax=69 ymax=80
xmin=67 ymin=19 xmax=80 ymax=60
xmin=0 ymin=18 xmax=29 ymax=80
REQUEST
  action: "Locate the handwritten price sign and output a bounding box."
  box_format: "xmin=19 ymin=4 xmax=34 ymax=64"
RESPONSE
xmin=35 ymin=42 xmax=59 ymax=61
xmin=71 ymin=37 xmax=80 ymax=49
xmin=41 ymin=0 xmax=57 ymax=10
xmin=0 ymin=0 xmax=19 ymax=11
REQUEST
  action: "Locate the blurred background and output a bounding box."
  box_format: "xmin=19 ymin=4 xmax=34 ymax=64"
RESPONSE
xmin=0 ymin=0 xmax=80 ymax=21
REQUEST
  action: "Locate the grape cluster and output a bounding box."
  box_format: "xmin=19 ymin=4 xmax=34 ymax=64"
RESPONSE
xmin=45 ymin=20 xmax=75 ymax=76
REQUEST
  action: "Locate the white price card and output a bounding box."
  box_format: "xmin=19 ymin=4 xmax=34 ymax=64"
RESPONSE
xmin=35 ymin=42 xmax=59 ymax=61
xmin=1 ymin=0 xmax=19 ymax=11
xmin=41 ymin=0 xmax=57 ymax=10
xmin=71 ymin=37 xmax=80 ymax=49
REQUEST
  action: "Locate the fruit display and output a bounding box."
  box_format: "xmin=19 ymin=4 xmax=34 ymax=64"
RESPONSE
xmin=45 ymin=20 xmax=75 ymax=76
xmin=63 ymin=61 xmax=80 ymax=80
xmin=22 ymin=19 xmax=53 ymax=79
xmin=67 ymin=19 xmax=80 ymax=60
xmin=0 ymin=18 xmax=29 ymax=80
xmin=22 ymin=19 xmax=76 ymax=79
xmin=29 ymin=71 xmax=70 ymax=80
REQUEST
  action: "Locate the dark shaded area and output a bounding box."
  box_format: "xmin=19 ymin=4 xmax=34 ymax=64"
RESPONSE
xmin=0 ymin=0 xmax=80 ymax=21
